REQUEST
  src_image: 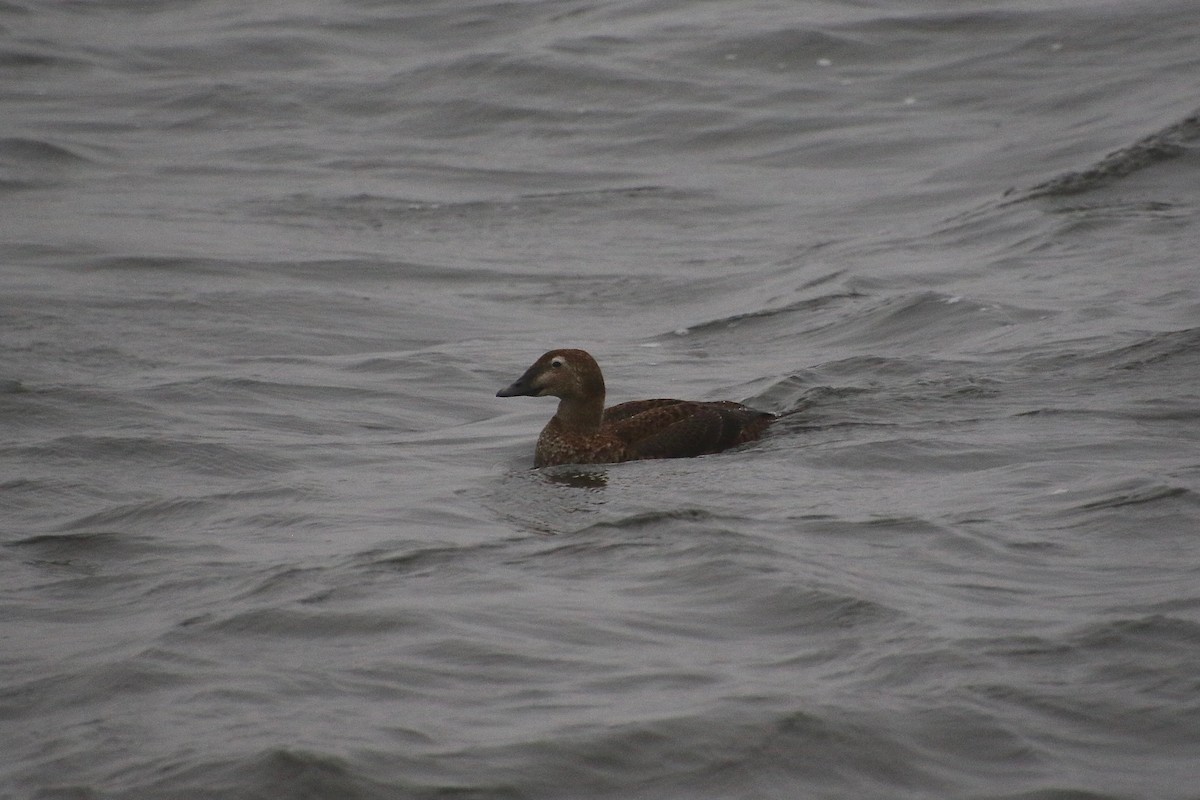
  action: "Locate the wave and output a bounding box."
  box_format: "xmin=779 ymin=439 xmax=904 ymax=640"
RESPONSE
xmin=1015 ymin=107 xmax=1200 ymax=200
xmin=0 ymin=136 xmax=96 ymax=190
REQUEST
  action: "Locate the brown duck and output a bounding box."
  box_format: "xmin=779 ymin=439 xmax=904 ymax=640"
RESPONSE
xmin=497 ymin=348 xmax=774 ymax=467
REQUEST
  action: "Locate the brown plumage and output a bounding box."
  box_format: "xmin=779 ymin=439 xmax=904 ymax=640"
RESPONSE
xmin=496 ymin=348 xmax=774 ymax=467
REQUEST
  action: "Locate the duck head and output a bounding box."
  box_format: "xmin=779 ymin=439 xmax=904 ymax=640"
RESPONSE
xmin=496 ymin=348 xmax=606 ymax=402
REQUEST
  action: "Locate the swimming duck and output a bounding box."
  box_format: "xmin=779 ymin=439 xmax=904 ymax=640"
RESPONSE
xmin=497 ymin=348 xmax=774 ymax=467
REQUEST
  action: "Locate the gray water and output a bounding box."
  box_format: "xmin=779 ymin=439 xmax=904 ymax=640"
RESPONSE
xmin=3 ymin=1 xmax=1200 ymax=798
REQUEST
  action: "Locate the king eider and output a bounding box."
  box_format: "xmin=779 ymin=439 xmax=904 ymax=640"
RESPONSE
xmin=497 ymin=349 xmax=774 ymax=467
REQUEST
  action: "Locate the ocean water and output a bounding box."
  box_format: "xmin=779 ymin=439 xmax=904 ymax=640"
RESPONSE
xmin=3 ymin=0 xmax=1200 ymax=798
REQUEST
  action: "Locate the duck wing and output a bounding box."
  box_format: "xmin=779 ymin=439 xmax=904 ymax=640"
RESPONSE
xmin=604 ymin=400 xmax=773 ymax=460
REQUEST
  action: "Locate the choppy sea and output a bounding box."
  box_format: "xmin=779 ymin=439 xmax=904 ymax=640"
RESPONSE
xmin=3 ymin=1 xmax=1200 ymax=798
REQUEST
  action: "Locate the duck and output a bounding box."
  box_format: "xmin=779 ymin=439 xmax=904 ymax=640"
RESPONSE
xmin=496 ymin=348 xmax=774 ymax=467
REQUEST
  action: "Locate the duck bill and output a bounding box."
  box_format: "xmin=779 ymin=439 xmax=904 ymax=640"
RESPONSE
xmin=496 ymin=365 xmax=541 ymax=397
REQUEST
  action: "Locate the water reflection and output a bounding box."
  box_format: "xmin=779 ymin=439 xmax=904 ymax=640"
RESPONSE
xmin=540 ymin=465 xmax=609 ymax=490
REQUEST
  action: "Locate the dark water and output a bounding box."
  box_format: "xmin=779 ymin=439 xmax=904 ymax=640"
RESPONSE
xmin=3 ymin=1 xmax=1200 ymax=798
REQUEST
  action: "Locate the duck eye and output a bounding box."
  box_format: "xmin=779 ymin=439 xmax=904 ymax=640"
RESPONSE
xmin=550 ymin=358 xmax=564 ymax=369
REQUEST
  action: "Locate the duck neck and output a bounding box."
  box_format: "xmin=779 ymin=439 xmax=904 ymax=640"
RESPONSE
xmin=553 ymin=394 xmax=605 ymax=434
